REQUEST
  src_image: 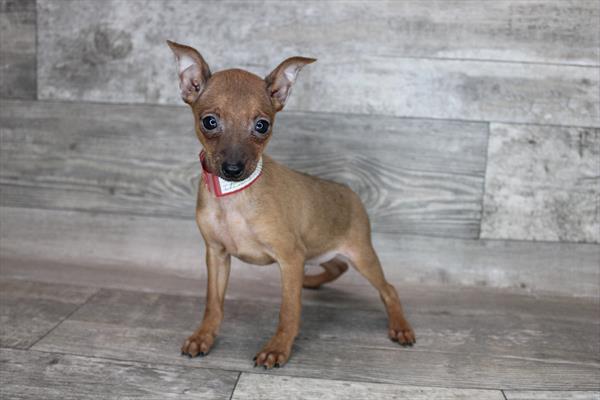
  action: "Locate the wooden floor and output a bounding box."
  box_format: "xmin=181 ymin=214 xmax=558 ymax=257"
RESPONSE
xmin=1 ymin=263 xmax=598 ymax=400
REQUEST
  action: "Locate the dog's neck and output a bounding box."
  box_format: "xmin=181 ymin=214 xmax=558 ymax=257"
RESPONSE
xmin=199 ymin=151 xmax=263 ymax=197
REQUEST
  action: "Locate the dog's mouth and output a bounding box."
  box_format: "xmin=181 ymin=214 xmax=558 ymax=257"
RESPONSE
xmin=218 ymin=171 xmax=247 ymax=182
xmin=218 ymin=161 xmax=258 ymax=182
xmin=201 ymin=151 xmax=260 ymax=182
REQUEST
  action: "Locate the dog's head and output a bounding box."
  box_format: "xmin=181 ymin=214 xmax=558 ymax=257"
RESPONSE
xmin=167 ymin=41 xmax=315 ymax=181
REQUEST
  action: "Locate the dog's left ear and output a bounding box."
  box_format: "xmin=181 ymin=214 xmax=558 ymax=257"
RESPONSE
xmin=166 ymin=40 xmax=211 ymax=105
xmin=265 ymin=56 xmax=316 ymax=111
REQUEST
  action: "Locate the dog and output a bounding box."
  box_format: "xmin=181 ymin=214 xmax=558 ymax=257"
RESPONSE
xmin=167 ymin=40 xmax=415 ymax=369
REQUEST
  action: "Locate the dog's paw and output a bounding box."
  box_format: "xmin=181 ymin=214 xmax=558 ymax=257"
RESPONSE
xmin=254 ymin=343 xmax=291 ymax=369
xmin=181 ymin=332 xmax=214 ymax=357
xmin=389 ymin=319 xmax=416 ymax=347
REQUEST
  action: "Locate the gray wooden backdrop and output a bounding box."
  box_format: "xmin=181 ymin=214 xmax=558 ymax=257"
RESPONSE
xmin=1 ymin=0 xmax=599 ymax=296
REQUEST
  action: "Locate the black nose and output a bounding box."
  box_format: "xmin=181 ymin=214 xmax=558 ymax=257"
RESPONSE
xmin=221 ymin=161 xmax=245 ymax=179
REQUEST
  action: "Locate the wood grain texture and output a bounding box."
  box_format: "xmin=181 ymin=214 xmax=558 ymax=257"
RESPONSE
xmin=0 ymin=348 xmax=238 ymax=400
xmin=32 ymin=286 xmax=600 ymax=365
xmin=0 ymin=0 xmax=36 ymax=99
xmin=36 ymin=1 xmax=600 ymax=126
xmin=504 ymin=391 xmax=600 ymax=400
xmin=0 ymin=0 xmax=36 ymax=13
xmin=0 ymin=279 xmax=96 ymax=349
xmin=2 ymin=206 xmax=599 ymax=297
xmin=31 ymin=285 xmax=600 ymax=390
xmin=231 ymin=374 xmax=505 ymax=400
xmin=37 ymin=0 xmax=600 ymax=68
xmin=0 ymin=99 xmax=488 ymax=239
xmin=482 ymin=123 xmax=600 ymax=243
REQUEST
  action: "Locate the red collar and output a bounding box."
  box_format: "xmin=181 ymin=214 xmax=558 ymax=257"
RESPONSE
xmin=199 ymin=151 xmax=263 ymax=197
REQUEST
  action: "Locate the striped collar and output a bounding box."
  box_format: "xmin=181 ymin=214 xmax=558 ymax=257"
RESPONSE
xmin=199 ymin=151 xmax=263 ymax=197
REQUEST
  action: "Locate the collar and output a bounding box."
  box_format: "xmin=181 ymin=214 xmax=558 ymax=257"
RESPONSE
xmin=199 ymin=151 xmax=263 ymax=197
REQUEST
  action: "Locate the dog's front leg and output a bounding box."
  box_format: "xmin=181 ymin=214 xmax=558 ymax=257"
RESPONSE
xmin=254 ymin=254 xmax=304 ymax=369
xmin=182 ymin=244 xmax=230 ymax=357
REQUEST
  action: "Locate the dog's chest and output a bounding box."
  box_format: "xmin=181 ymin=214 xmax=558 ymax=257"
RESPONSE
xmin=198 ymin=201 xmax=274 ymax=265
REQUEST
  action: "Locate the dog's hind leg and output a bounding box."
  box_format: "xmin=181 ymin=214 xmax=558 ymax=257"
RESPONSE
xmin=303 ymin=258 xmax=349 ymax=289
xmin=344 ymin=240 xmax=416 ymax=346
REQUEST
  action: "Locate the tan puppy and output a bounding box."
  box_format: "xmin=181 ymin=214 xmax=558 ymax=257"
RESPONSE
xmin=167 ymin=41 xmax=415 ymax=369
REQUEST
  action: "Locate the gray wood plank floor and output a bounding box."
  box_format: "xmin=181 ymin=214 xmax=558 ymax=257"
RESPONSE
xmin=1 ymin=273 xmax=597 ymax=398
xmin=0 ymin=279 xmax=96 ymax=349
xmin=504 ymin=391 xmax=600 ymax=400
xmin=230 ymin=374 xmax=506 ymax=400
xmin=0 ymin=348 xmax=239 ymax=399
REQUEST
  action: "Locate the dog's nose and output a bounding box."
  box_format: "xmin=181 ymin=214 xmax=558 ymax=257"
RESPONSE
xmin=221 ymin=161 xmax=245 ymax=179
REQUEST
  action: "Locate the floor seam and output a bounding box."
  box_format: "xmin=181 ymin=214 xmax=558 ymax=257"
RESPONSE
xmin=501 ymin=389 xmax=509 ymax=400
xmin=25 ymin=288 xmax=100 ymax=350
xmin=228 ymin=372 xmax=242 ymax=400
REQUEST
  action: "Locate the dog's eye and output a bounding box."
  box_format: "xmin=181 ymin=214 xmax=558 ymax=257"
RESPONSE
xmin=254 ymin=119 xmax=270 ymax=134
xmin=202 ymin=116 xmax=218 ymax=131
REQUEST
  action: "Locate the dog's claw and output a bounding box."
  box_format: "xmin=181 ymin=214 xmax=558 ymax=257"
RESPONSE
xmin=181 ymin=333 xmax=215 ymax=358
xmin=389 ymin=324 xmax=416 ymax=347
xmin=253 ymin=347 xmax=289 ymax=369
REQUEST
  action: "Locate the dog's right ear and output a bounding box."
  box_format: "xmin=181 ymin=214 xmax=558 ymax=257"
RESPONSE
xmin=166 ymin=40 xmax=211 ymax=105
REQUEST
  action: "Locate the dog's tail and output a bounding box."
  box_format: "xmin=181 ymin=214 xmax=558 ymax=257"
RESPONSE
xmin=303 ymin=259 xmax=349 ymax=290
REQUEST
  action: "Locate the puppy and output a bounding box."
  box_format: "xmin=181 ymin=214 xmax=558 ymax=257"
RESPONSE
xmin=167 ymin=41 xmax=415 ymax=369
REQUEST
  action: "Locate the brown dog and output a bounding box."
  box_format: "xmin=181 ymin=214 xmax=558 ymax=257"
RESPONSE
xmin=167 ymin=40 xmax=415 ymax=369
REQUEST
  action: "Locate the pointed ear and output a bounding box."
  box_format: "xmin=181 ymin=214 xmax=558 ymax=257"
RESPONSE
xmin=265 ymin=56 xmax=316 ymax=111
xmin=166 ymin=40 xmax=211 ymax=105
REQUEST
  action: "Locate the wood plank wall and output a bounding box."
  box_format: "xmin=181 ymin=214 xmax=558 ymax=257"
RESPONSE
xmin=0 ymin=0 xmax=36 ymax=98
xmin=1 ymin=0 xmax=599 ymax=295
